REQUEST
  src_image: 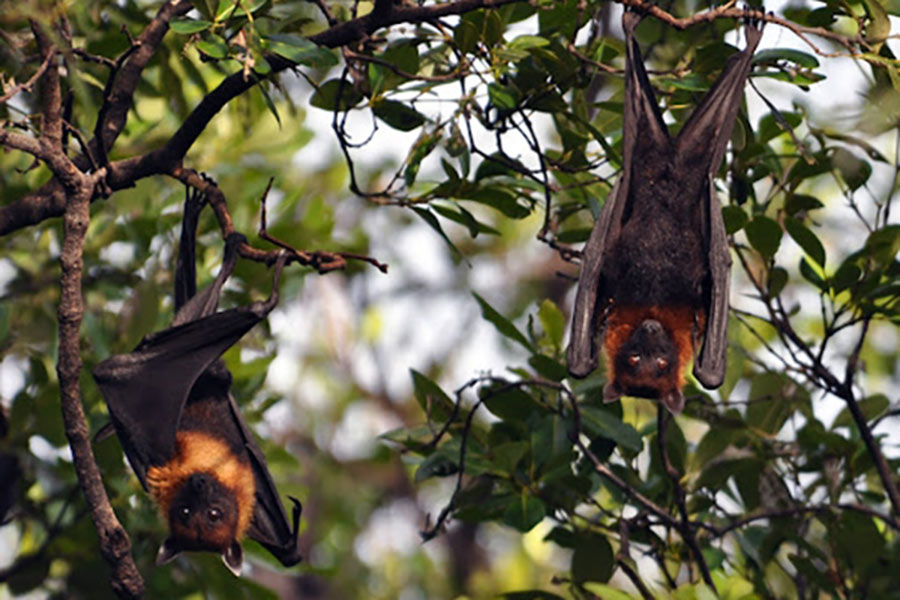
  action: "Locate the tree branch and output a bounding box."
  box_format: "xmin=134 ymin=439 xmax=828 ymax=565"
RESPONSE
xmin=56 ymin=169 xmax=144 ymax=599
xmin=657 ymin=410 xmax=715 ymax=590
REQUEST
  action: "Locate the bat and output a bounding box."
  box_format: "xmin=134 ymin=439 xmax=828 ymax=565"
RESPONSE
xmin=93 ymin=191 xmax=301 ymax=574
xmin=567 ymin=11 xmax=762 ymax=413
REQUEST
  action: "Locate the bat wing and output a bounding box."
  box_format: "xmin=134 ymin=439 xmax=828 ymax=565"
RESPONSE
xmin=92 ymin=234 xmax=251 ymax=485
xmin=567 ymin=11 xmax=670 ymax=378
xmin=567 ymin=177 xmax=622 ymax=377
xmin=92 ymin=299 xmax=265 ymax=487
xmin=220 ymin=253 xmax=301 ymax=565
xmin=223 ymin=392 xmax=303 ymax=566
xmin=694 ymin=180 xmax=732 ymax=388
xmin=676 ymin=21 xmax=763 ymax=388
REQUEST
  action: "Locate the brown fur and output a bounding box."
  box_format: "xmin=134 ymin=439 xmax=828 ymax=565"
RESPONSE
xmin=604 ymin=304 xmax=704 ymax=393
xmin=146 ymin=431 xmax=256 ymax=539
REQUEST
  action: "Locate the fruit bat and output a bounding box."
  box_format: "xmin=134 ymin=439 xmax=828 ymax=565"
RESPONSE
xmin=93 ymin=192 xmax=301 ymax=574
xmin=567 ymin=12 xmax=762 ymax=413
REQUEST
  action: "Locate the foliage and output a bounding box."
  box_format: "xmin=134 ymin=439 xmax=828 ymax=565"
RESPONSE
xmin=0 ymin=0 xmax=898 ymax=598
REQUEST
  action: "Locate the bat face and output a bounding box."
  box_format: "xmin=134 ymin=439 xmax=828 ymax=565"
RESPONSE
xmin=603 ymin=306 xmax=695 ymax=413
xmin=155 ymin=472 xmax=245 ymax=575
xmin=146 ymin=411 xmax=257 ymax=574
xmin=613 ymin=319 xmax=677 ymax=393
xmin=166 ymin=472 xmax=241 ymax=553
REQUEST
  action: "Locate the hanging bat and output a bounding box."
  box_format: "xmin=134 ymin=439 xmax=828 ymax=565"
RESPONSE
xmin=567 ymin=11 xmax=762 ymax=413
xmin=93 ymin=191 xmax=301 ymax=574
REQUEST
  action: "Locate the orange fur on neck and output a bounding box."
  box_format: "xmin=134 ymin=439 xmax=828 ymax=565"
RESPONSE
xmin=146 ymin=431 xmax=256 ymax=539
xmin=603 ymin=305 xmax=703 ymax=390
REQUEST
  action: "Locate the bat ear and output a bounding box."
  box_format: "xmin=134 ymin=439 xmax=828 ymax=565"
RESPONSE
xmin=156 ymin=538 xmax=182 ymax=565
xmin=661 ymin=389 xmax=685 ymax=415
xmin=603 ymin=382 xmax=622 ymax=404
xmin=221 ymin=540 xmax=244 ymax=576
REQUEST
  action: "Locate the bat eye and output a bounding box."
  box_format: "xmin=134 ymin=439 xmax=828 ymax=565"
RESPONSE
xmin=627 ymin=354 xmax=641 ymax=367
xmin=208 ymin=508 xmax=223 ymax=523
xmin=178 ymin=506 xmax=191 ymax=521
xmin=656 ymin=358 xmax=669 ymax=370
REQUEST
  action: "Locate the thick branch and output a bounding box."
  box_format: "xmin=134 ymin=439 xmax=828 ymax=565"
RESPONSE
xmin=93 ymin=0 xmax=192 ymax=154
xmin=0 ymin=130 xmax=46 ymax=158
xmin=56 ymin=171 xmax=143 ymax=599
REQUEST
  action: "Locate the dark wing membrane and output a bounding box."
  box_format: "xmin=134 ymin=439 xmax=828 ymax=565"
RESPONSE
xmin=567 ymin=178 xmax=622 ymax=377
xmin=92 ymin=308 xmax=266 ymax=486
xmin=677 ymin=21 xmax=762 ymax=388
xmin=174 ymin=189 xmax=205 ymax=313
xmin=621 ymin=10 xmax=671 ymax=166
xmin=567 ymin=11 xmax=670 ymax=378
xmin=674 ymin=21 xmax=763 ymax=174
xmin=226 ymin=393 xmax=303 ymax=566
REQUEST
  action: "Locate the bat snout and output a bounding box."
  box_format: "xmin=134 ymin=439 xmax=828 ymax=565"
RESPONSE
xmin=638 ymin=319 xmax=664 ymax=335
xmin=189 ymin=472 xmax=214 ymax=494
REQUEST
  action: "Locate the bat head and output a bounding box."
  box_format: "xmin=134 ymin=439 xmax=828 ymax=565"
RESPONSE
xmin=156 ymin=472 xmax=245 ymax=576
xmin=605 ymin=318 xmax=685 ymax=413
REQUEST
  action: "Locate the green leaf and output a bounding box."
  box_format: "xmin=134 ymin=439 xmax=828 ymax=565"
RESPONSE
xmin=746 ymin=373 xmax=810 ymax=435
xmin=467 ymin=185 xmax=530 ymax=218
xmin=785 ymin=218 xmax=825 ymax=267
xmin=753 ymin=48 xmax=820 ymax=68
xmin=578 ymin=406 xmax=642 ymax=454
xmin=410 ymin=369 xmax=455 ymax=423
xmin=415 ymin=449 xmax=459 ymax=482
xmin=863 ymin=225 xmax=900 ymax=266
xmin=196 ymin=36 xmax=228 ymax=59
xmin=508 ymin=35 xmax=550 ymax=53
xmin=482 ymin=385 xmax=542 ymax=420
xmin=404 ymin=128 xmax=443 ymax=186
xmin=722 ymin=205 xmax=749 ymax=235
xmin=571 ymin=533 xmax=614 ymax=583
xmin=454 ymin=13 xmax=480 ymax=54
xmin=431 ymin=203 xmax=499 ymax=237
xmin=768 ymin=266 xmax=788 ymax=297
xmin=266 ymin=35 xmax=338 ymax=68
xmin=831 ymin=259 xmax=862 ymax=293
xmin=171 ymin=18 xmax=213 ymax=34
xmin=799 ymin=257 xmax=826 ymax=290
xmin=537 ymin=299 xmax=565 ymax=349
xmin=309 ymin=79 xmax=364 ymax=111
xmin=832 ymin=511 xmax=885 ymax=572
xmin=757 ymin=111 xmax=803 ymax=144
xmin=528 ymin=354 xmax=568 ymax=381
xmin=745 ymin=216 xmax=782 ymax=259
xmin=832 ymin=394 xmax=889 ymax=429
xmin=488 ymin=83 xmax=519 ymax=110
xmin=492 ymin=441 xmax=529 ymax=472
xmin=472 ymin=292 xmax=535 ymax=353
xmin=785 ymin=194 xmax=825 ymax=216
xmin=538 ymin=0 xmax=578 ymax=38
xmin=256 ymin=82 xmax=281 ymax=127
xmin=502 ymin=493 xmax=545 ymax=532
xmin=862 ymin=0 xmax=891 ymax=43
xmin=216 ymin=0 xmax=237 ymax=20
xmin=373 ymin=99 xmax=427 ymax=131
xmin=832 ymin=147 xmax=872 ymax=190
